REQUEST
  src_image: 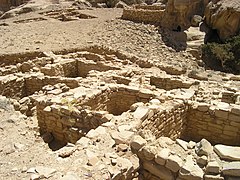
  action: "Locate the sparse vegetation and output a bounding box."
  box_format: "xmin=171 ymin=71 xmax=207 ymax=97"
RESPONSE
xmin=202 ymin=34 xmax=240 ymax=74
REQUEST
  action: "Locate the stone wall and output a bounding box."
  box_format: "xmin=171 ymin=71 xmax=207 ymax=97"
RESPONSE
xmin=36 ymin=86 xmax=156 ymax=143
xmin=37 ymin=102 xmax=110 ymax=143
xmin=84 ymin=86 xmax=154 ymax=115
xmin=122 ymin=8 xmax=164 ymax=25
xmin=138 ymin=99 xmax=240 ymax=146
xmin=0 ymin=75 xmax=26 ymax=99
xmin=122 ymin=0 xmax=210 ymax=30
xmin=184 ymin=102 xmax=240 ymax=145
xmin=140 ymin=100 xmax=188 ymax=140
xmin=25 ymin=75 xmax=79 ymax=95
xmin=150 ymin=75 xmax=195 ymax=90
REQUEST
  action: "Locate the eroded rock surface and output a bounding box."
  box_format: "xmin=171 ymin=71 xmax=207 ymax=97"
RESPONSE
xmin=205 ymin=0 xmax=240 ymax=41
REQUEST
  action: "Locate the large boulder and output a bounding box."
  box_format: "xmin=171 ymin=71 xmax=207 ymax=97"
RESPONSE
xmin=161 ymin=0 xmax=210 ymax=30
xmin=204 ymin=0 xmax=240 ymax=41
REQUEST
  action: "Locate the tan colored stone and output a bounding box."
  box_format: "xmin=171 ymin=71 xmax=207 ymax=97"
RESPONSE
xmin=222 ymin=162 xmax=240 ymax=177
xmin=214 ymin=144 xmax=240 ymax=161
xmin=143 ymin=161 xmax=174 ymax=180
xmin=130 ymin=135 xmax=147 ymax=151
xmin=206 ymin=161 xmax=221 ymax=174
xmin=155 ymin=148 xmax=170 ymax=166
xmin=166 ymin=155 xmax=183 ymax=173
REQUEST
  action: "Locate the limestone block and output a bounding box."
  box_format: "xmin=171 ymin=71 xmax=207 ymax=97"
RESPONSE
xmin=231 ymin=105 xmax=240 ymax=116
xmin=195 ymin=139 xmax=213 ymax=156
xmin=155 ymin=148 xmax=170 ymax=166
xmin=197 ymin=155 xmax=208 ymax=166
xmin=222 ymin=162 xmax=240 ymax=177
xmin=165 ymin=154 xmax=183 ymax=172
xmin=206 ymin=161 xmax=221 ymax=174
xmin=215 ymin=109 xmax=228 ymax=119
xmin=179 ymin=155 xmax=204 ymax=180
xmin=214 ymin=145 xmax=240 ymax=161
xmin=228 ymin=113 xmax=240 ymax=122
xmin=130 ymin=135 xmax=147 ymax=151
xmin=197 ymin=102 xmax=209 ymax=112
xmin=176 ymin=139 xmax=188 ymax=151
xmin=204 ymin=174 xmax=224 ymax=180
xmin=141 ymin=145 xmax=157 ymax=161
xmin=133 ymin=106 xmax=149 ymax=121
xmin=143 ymin=161 xmax=174 ymax=180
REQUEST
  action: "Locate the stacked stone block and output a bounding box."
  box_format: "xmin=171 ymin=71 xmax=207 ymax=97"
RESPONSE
xmin=140 ymin=100 xmax=188 ymax=140
xmin=185 ymin=102 xmax=240 ymax=145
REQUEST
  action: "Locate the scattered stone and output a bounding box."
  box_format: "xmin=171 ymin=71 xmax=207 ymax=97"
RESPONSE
xmin=206 ymin=161 xmax=221 ymax=174
xmin=176 ymin=139 xmax=188 ymax=151
xmin=197 ymin=155 xmax=208 ymax=166
xmin=117 ymin=144 xmax=128 ymax=152
xmin=27 ymin=167 xmax=36 ymax=173
xmin=214 ymin=145 xmax=240 ymax=161
xmin=155 ymin=148 xmax=170 ymax=166
xmin=222 ymin=162 xmax=240 ymax=177
xmin=130 ymin=135 xmax=147 ymax=151
xmin=86 ymin=150 xmax=99 ymax=166
xmin=204 ymin=174 xmax=224 ymax=180
xmin=143 ymin=161 xmax=174 ymax=180
xmin=195 ymin=139 xmax=213 ymax=156
xmin=30 ymin=174 xmax=40 ymax=180
xmin=166 ymin=155 xmax=183 ymax=172
xmin=58 ymin=146 xmax=75 ymax=158
xmin=179 ymin=155 xmax=204 ymax=180
xmin=14 ymin=143 xmax=25 ymax=150
xmin=187 ymin=141 xmax=196 ymax=149
xmin=133 ymin=106 xmax=149 ymax=121
xmin=35 ymin=166 xmax=57 ymax=178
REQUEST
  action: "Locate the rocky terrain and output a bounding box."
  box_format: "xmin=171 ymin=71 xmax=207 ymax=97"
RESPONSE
xmin=0 ymin=0 xmax=240 ymax=180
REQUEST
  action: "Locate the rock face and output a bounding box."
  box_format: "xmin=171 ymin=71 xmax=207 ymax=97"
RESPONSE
xmin=161 ymin=0 xmax=210 ymax=30
xmin=0 ymin=0 xmax=26 ymax=11
xmin=204 ymin=0 xmax=240 ymax=41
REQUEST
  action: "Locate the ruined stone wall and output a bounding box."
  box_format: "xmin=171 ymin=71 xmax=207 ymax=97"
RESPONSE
xmin=185 ymin=102 xmax=240 ymax=145
xmin=37 ymin=102 xmax=110 ymax=143
xmin=84 ymin=87 xmax=153 ymax=115
xmin=36 ymin=86 xmax=155 ymax=143
xmin=77 ymin=59 xmax=120 ymax=78
xmin=122 ymin=8 xmax=164 ymax=24
xmin=0 ymin=75 xmax=26 ymax=99
xmin=25 ymin=75 xmax=79 ymax=95
xmin=140 ymin=100 xmax=188 ymax=140
xmin=139 ymin=99 xmax=240 ymax=146
xmin=150 ymin=75 xmax=195 ymax=90
xmin=40 ymin=59 xmax=78 ymax=77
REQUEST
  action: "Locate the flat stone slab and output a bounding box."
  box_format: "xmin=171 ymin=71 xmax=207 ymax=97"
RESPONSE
xmin=214 ymin=145 xmax=240 ymax=161
xmin=222 ymin=162 xmax=240 ymax=177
